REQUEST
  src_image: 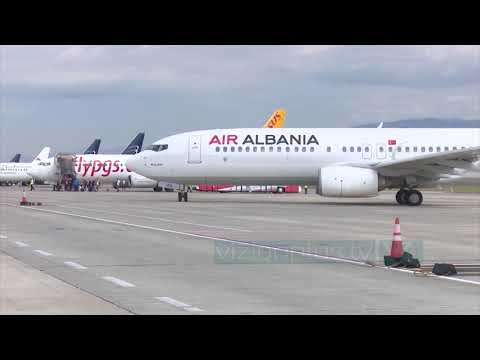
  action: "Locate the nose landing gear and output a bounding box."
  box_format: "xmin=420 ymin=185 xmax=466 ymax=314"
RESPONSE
xmin=396 ymin=189 xmax=423 ymax=206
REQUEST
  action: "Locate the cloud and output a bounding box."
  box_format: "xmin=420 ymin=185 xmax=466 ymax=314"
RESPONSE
xmin=57 ymin=45 xmax=105 ymax=62
xmin=2 ymin=45 xmax=479 ymax=94
xmin=1 ymin=45 xmax=479 ymax=160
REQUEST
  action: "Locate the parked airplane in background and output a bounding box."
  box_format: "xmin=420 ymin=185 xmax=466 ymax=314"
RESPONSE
xmin=10 ymin=154 xmax=21 ymax=163
xmin=218 ymin=185 xmax=301 ymax=193
xmin=126 ymin=128 xmax=480 ymax=205
xmin=0 ymin=147 xmax=50 ymax=185
xmin=27 ymin=132 xmax=175 ymax=191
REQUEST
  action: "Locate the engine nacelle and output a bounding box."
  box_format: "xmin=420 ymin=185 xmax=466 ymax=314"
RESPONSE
xmin=128 ymin=173 xmax=158 ymax=188
xmin=317 ymin=166 xmax=379 ymax=197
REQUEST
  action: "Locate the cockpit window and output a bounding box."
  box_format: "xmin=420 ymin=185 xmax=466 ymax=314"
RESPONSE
xmin=146 ymin=144 xmax=168 ymax=152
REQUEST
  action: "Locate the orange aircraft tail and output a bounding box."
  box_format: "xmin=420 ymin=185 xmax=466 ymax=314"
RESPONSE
xmin=263 ymin=108 xmax=286 ymax=128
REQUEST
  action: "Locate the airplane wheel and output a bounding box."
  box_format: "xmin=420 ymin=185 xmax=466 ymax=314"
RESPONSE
xmin=178 ymin=192 xmax=183 ymax=202
xmin=183 ymin=192 xmax=188 ymax=202
xmin=406 ymin=190 xmax=423 ymax=206
xmin=395 ymin=189 xmax=408 ymax=205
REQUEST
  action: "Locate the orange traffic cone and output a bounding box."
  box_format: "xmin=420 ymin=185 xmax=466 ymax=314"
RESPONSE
xmin=390 ymin=217 xmax=404 ymax=258
xmin=20 ymin=189 xmax=28 ymax=205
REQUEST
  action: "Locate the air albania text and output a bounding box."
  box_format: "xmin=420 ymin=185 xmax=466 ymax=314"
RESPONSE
xmin=209 ymin=134 xmax=320 ymax=146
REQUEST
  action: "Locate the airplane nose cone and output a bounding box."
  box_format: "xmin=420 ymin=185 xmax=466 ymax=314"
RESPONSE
xmin=126 ymin=154 xmax=144 ymax=174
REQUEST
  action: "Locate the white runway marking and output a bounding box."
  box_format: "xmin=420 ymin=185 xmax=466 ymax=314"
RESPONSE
xmin=10 ymin=204 xmax=480 ymax=288
xmin=57 ymin=204 xmax=251 ymax=233
xmin=155 ymin=297 xmax=204 ymax=312
xmin=34 ymin=250 xmax=52 ymax=256
xmin=0 ymin=234 xmax=8 ymax=239
xmin=14 ymin=241 xmax=29 ymax=247
xmin=15 ymin=205 xmax=369 ymax=267
xmin=102 ymin=276 xmax=136 ymax=288
xmin=64 ymin=261 xmax=88 ymax=270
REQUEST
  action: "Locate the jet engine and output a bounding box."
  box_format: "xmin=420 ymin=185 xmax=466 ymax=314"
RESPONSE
xmin=128 ymin=173 xmax=158 ymax=188
xmin=317 ymin=166 xmax=379 ymax=197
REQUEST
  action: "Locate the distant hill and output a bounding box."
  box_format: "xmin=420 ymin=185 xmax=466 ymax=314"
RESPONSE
xmin=356 ymin=118 xmax=480 ymax=128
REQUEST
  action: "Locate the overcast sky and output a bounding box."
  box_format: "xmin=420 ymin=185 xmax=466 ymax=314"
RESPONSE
xmin=1 ymin=45 xmax=479 ymax=161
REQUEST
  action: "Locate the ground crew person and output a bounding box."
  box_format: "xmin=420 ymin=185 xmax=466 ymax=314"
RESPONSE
xmin=29 ymin=178 xmax=35 ymax=191
xmin=304 ymin=185 xmax=308 ymax=194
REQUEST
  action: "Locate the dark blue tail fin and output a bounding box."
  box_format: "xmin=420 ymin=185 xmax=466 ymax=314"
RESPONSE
xmin=84 ymin=139 xmax=101 ymax=154
xmin=10 ymin=154 xmax=21 ymax=162
xmin=122 ymin=132 xmax=145 ymax=154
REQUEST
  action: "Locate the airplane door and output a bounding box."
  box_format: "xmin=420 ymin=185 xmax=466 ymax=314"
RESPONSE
xmin=376 ymin=143 xmax=386 ymax=160
xmin=188 ymin=135 xmax=202 ymax=164
xmin=362 ymin=144 xmax=372 ymax=160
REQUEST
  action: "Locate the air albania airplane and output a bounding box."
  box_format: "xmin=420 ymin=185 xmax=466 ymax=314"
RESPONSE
xmin=126 ymin=127 xmax=480 ymax=205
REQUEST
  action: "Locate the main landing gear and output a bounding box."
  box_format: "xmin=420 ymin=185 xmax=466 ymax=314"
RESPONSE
xmin=396 ymin=188 xmax=423 ymax=206
xmin=178 ymin=189 xmax=188 ymax=202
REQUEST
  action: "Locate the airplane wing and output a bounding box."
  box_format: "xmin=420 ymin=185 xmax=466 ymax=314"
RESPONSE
xmin=369 ymin=146 xmax=480 ymax=179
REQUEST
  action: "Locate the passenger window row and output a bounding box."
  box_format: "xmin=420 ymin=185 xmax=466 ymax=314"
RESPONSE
xmin=215 ymin=145 xmax=466 ymax=154
xmin=338 ymin=146 xmax=465 ymax=153
xmin=215 ymin=146 xmax=315 ymax=153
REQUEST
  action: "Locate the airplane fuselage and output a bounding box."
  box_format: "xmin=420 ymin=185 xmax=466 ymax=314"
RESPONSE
xmin=0 ymin=162 xmax=33 ymax=183
xmin=126 ymin=128 xmax=480 ymax=187
xmin=29 ymin=154 xmax=160 ymax=188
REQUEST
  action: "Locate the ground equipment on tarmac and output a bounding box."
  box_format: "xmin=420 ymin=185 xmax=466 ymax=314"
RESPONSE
xmin=19 ymin=188 xmax=42 ymax=206
xmin=432 ymin=263 xmax=457 ymax=276
xmin=384 ymin=251 xmax=421 ymax=268
xmin=384 ymin=217 xmax=420 ymax=268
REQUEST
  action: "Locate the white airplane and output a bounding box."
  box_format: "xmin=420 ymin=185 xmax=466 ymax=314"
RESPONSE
xmin=27 ymin=134 xmax=174 ymax=191
xmin=0 ymin=147 xmax=51 ymax=184
xmin=125 ymin=128 xmax=480 ymax=205
xmin=218 ymin=185 xmax=301 ymax=193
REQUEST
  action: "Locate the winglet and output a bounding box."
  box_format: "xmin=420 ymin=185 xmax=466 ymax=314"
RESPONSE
xmin=34 ymin=147 xmax=50 ymax=161
xmin=377 ymin=122 xmax=384 ymax=129
xmin=263 ymin=108 xmax=286 ymax=128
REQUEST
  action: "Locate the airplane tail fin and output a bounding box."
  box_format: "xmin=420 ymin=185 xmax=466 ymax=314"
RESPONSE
xmin=10 ymin=154 xmax=21 ymax=162
xmin=84 ymin=139 xmax=101 ymax=154
xmin=263 ymin=108 xmax=286 ymax=128
xmin=33 ymin=147 xmax=51 ymax=162
xmin=122 ymin=132 xmax=145 ymax=154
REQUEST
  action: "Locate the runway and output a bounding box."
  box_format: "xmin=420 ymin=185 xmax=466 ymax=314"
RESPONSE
xmin=1 ymin=187 xmax=479 ymax=314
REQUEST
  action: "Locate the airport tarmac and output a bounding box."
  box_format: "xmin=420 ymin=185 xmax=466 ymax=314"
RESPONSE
xmin=1 ymin=186 xmax=479 ymax=314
